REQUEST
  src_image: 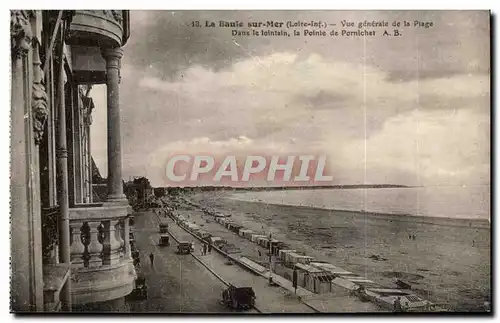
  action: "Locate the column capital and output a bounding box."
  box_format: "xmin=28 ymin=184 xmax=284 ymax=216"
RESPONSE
xmin=101 ymin=47 xmax=124 ymax=60
xmin=11 ymin=10 xmax=34 ymax=59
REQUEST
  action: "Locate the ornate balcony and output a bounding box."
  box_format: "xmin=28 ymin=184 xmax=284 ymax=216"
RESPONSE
xmin=67 ymin=10 xmax=130 ymax=84
xmin=69 ymin=203 xmax=136 ymax=305
xmin=67 ymin=10 xmax=128 ymax=48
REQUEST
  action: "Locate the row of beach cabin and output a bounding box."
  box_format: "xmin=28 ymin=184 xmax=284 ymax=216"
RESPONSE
xmin=171 ymin=212 xmax=227 ymax=248
xmin=199 ymin=207 xmax=446 ymax=311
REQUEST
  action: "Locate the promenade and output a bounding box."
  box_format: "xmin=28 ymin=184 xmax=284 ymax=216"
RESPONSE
xmin=128 ymin=211 xmax=250 ymax=313
xmin=163 ymin=213 xmax=316 ymax=313
xmin=167 ymin=204 xmax=382 ymax=313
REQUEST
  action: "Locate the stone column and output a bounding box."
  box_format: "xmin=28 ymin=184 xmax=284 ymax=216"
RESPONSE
xmin=10 ymin=10 xmax=44 ymax=312
xmin=101 ymin=47 xmax=126 ymax=201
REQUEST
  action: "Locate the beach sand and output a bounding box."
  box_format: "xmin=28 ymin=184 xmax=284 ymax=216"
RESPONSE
xmin=190 ymin=191 xmax=491 ymax=312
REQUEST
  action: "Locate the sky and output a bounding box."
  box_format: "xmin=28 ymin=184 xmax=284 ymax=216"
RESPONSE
xmin=90 ymin=10 xmax=490 ymax=188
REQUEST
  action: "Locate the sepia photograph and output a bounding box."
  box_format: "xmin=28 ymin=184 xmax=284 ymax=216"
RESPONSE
xmin=9 ymin=9 xmax=491 ymax=314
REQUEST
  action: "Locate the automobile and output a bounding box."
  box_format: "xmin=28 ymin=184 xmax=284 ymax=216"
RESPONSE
xmin=158 ymin=234 xmax=170 ymax=246
xmin=159 ymin=220 xmax=169 ymax=233
xmin=221 ymin=286 xmax=256 ymax=310
xmin=126 ymin=275 xmax=148 ymax=301
xmin=177 ymin=241 xmax=193 ymax=254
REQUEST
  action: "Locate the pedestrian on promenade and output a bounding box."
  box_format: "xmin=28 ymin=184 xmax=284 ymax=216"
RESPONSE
xmin=208 ymin=244 xmax=212 ymax=253
xmin=203 ymin=243 xmax=207 ymax=255
xmin=149 ymin=252 xmax=155 ymax=269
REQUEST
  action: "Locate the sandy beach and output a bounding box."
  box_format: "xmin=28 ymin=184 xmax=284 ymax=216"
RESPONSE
xmin=189 ymin=191 xmax=491 ymax=312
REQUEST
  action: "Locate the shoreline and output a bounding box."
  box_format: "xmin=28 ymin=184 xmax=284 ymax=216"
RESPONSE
xmin=188 ymin=192 xmax=491 ymax=311
xmin=226 ymin=194 xmax=490 ymax=229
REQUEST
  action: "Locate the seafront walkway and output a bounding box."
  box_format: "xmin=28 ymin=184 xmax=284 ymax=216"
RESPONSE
xmin=161 ymin=213 xmax=316 ymax=313
xmin=129 ymin=211 xmax=256 ymax=313
xmin=162 ymin=205 xmax=382 ymax=313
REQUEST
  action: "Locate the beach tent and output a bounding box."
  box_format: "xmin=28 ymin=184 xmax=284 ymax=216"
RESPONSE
xmin=279 ymin=249 xmax=296 ymax=262
xmin=294 ymin=263 xmax=336 ymax=294
xmin=286 ymin=252 xmax=312 ymax=265
xmin=251 ymin=234 xmax=266 ymax=243
xmin=295 ymin=263 xmax=323 ymax=287
xmin=230 ymin=224 xmax=243 ymax=233
xmin=271 ymin=241 xmax=285 ymax=256
xmin=256 ymin=236 xmax=268 ymax=248
xmin=284 ymin=251 xmax=300 ymax=264
xmin=258 ymin=238 xmax=276 ymax=249
xmin=295 ymin=255 xmax=315 ymax=265
xmin=239 ymin=229 xmax=252 ymax=237
xmin=310 ymin=262 xmax=353 ymax=276
xmin=331 ymin=277 xmax=358 ymax=291
xmin=365 ymin=289 xmax=429 ymax=312
xmin=242 ymin=230 xmax=254 ymax=240
xmin=264 ymin=239 xmax=279 ymax=250
xmin=273 ymin=242 xmax=290 ymax=256
xmin=286 ymin=252 xmax=301 ymax=264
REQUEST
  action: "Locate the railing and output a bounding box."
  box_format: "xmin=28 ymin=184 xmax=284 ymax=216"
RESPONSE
xmin=68 ymin=203 xmax=135 ymax=305
xmin=70 ymin=217 xmax=126 ymax=268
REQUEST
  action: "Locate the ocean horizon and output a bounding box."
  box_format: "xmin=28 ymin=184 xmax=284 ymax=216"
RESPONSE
xmin=229 ymin=185 xmax=490 ymax=222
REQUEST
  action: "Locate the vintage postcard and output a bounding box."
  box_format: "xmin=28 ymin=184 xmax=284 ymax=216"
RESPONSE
xmin=10 ymin=10 xmax=490 ymax=314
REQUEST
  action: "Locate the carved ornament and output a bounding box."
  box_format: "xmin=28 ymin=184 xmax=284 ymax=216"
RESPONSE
xmin=10 ymin=10 xmax=34 ymax=59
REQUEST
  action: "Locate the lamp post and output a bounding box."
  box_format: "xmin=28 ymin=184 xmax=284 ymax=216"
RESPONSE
xmin=268 ymin=231 xmax=273 ymax=284
xmin=267 ymin=204 xmax=274 ymax=285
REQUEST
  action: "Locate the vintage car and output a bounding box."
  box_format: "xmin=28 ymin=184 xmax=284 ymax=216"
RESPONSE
xmin=221 ymin=286 xmax=256 ymax=310
xmin=159 ymin=220 xmax=169 ymax=233
xmin=177 ymin=241 xmax=193 ymax=255
xmin=158 ymin=234 xmax=170 ymax=246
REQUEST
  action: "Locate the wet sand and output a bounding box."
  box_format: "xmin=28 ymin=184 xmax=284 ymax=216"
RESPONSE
xmin=190 ymin=191 xmax=491 ymax=312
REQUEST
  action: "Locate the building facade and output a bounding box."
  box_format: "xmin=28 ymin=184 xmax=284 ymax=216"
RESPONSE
xmin=10 ymin=10 xmax=135 ymax=312
xmin=124 ymin=177 xmax=153 ymax=208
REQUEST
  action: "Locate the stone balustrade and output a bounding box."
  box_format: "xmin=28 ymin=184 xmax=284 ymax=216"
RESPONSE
xmin=68 ymin=203 xmax=135 ymax=305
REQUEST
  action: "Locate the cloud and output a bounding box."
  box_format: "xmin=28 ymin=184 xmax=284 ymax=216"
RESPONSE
xmin=331 ymin=108 xmax=490 ymax=186
xmin=125 ymin=10 xmax=489 ymax=80
xmin=89 ymin=11 xmax=490 ymax=189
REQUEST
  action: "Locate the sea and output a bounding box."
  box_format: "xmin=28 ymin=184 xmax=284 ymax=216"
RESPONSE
xmin=218 ymin=185 xmax=490 ymax=310
xmin=229 ymin=185 xmax=490 ymax=222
